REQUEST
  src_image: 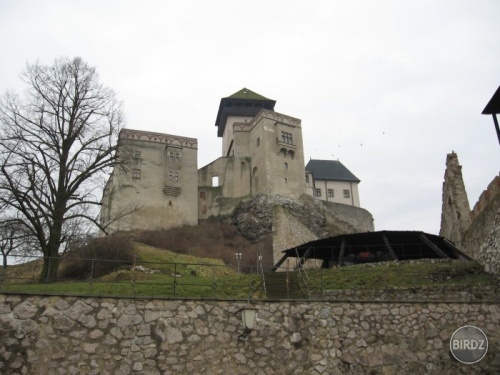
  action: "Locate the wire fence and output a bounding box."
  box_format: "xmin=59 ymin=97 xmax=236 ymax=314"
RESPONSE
xmin=0 ymin=255 xmax=498 ymax=302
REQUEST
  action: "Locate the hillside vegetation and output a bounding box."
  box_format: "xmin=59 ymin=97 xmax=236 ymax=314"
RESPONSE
xmin=0 ymin=220 xmax=497 ymax=299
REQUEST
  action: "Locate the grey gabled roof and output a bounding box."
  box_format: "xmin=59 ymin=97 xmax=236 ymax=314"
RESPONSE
xmin=305 ymin=159 xmax=360 ymax=183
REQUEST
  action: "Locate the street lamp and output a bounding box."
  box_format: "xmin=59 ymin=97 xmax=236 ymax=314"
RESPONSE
xmin=235 ymin=252 xmax=242 ymax=274
xmin=238 ymin=304 xmax=257 ymax=340
xmin=482 ymin=85 xmax=500 ymax=146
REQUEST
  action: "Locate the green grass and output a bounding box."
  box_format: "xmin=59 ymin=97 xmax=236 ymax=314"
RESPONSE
xmin=1 ymin=270 xmax=263 ymax=299
xmin=306 ymin=260 xmax=497 ymax=291
xmin=0 ymin=243 xmax=263 ymax=299
xmin=1 ymin=244 xmax=497 ymax=300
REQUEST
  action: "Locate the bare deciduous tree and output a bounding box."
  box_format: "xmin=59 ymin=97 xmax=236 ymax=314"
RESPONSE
xmin=0 ymin=57 xmax=125 ymax=281
xmin=0 ymin=217 xmax=28 ymax=269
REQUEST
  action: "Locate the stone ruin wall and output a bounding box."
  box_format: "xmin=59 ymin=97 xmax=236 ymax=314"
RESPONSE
xmin=463 ymin=175 xmax=500 ymax=259
xmin=439 ymin=153 xmax=471 ymax=246
xmin=440 ymin=152 xmax=499 ymax=277
xmin=1 ymin=294 xmax=499 ymax=374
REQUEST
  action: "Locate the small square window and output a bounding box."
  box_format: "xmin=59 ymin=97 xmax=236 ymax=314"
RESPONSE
xmin=343 ymin=190 xmax=350 ymax=198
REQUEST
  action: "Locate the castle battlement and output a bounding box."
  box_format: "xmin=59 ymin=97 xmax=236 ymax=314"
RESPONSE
xmin=120 ymin=128 xmax=198 ymax=149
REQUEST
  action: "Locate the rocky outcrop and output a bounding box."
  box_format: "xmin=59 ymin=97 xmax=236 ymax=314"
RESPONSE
xmin=232 ymin=194 xmax=373 ymax=243
xmin=231 ymin=194 xmax=327 ymax=242
xmin=231 ymin=194 xmax=374 ymax=266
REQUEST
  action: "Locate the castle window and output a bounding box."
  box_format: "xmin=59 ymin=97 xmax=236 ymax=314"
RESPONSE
xmin=174 ymin=172 xmax=179 ymax=182
xmin=343 ymin=189 xmax=350 ymax=198
xmin=328 ymin=189 xmax=334 ymax=197
xmin=212 ymin=176 xmax=219 ymax=187
xmin=284 ymin=178 xmax=288 ymax=183
xmin=168 ymin=171 xmax=173 ymax=180
xmin=134 ymin=150 xmax=141 ymax=163
xmin=314 ymin=188 xmax=321 ymax=197
xmin=305 ymin=175 xmax=309 ymax=183
xmin=132 ymin=169 xmax=141 ymax=180
xmin=175 ymin=152 xmax=180 ymax=162
xmin=281 ymin=131 xmax=293 ymax=145
xmin=257 ymin=137 xmax=260 ymax=146
xmin=169 ymin=152 xmax=174 ymax=161
xmin=284 ymin=162 xmax=288 ymax=170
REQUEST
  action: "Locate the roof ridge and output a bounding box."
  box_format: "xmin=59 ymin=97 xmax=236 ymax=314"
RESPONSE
xmin=226 ymin=88 xmax=272 ymax=101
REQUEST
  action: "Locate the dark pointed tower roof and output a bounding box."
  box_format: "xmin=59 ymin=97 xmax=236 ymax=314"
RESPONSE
xmin=215 ymin=88 xmax=276 ymax=137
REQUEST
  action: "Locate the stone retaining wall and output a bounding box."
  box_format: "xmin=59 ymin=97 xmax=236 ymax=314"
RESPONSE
xmin=1 ymin=294 xmax=499 ymax=374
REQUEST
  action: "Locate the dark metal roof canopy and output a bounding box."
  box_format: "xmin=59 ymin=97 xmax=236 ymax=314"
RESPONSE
xmin=273 ymin=230 xmax=471 ymax=271
xmin=482 ymin=85 xmax=500 ymax=146
xmin=215 ymin=88 xmax=276 ymax=137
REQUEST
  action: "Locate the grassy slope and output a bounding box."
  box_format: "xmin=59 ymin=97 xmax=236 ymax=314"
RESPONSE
xmin=0 ymin=230 xmax=497 ymax=299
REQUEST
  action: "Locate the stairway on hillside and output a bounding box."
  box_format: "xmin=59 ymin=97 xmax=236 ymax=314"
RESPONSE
xmin=264 ymin=271 xmax=308 ymax=299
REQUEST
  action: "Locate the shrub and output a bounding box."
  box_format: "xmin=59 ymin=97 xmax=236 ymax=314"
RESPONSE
xmin=58 ymin=235 xmax=135 ymax=280
xmin=134 ymin=219 xmax=271 ymax=271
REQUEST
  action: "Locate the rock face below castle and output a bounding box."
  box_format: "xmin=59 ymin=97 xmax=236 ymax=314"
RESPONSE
xmin=231 ymin=194 xmax=374 ymax=267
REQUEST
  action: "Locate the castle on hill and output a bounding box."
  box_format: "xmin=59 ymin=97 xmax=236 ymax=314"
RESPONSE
xmin=100 ymin=88 xmax=366 ymax=232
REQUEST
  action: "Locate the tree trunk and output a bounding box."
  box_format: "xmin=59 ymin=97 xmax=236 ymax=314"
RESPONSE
xmin=39 ymin=253 xmax=60 ymax=283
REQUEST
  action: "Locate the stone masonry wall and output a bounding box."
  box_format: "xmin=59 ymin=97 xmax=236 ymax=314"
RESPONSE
xmin=476 ymin=209 xmax=500 ymax=277
xmin=1 ymin=294 xmax=499 ymax=375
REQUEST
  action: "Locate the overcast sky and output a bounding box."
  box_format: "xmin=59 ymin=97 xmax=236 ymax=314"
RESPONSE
xmin=1 ymin=0 xmax=499 ymax=235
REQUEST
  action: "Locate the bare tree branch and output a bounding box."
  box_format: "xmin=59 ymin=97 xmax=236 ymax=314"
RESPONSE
xmin=0 ymin=57 xmax=126 ymax=281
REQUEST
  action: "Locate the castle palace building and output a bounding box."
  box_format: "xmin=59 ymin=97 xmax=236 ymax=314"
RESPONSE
xmin=305 ymin=159 xmax=361 ymax=207
xmin=101 ymin=88 xmax=364 ymax=232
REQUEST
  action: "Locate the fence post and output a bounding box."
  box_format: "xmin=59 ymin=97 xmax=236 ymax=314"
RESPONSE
xmin=286 ymin=259 xmax=290 ymax=299
xmin=173 ymin=263 xmax=177 ymax=297
xmin=320 ymin=267 xmax=324 ymax=297
xmin=212 ymin=265 xmax=216 ymax=297
xmin=132 ymin=254 xmax=137 ymax=296
xmin=89 ymin=259 xmax=95 ymax=295
xmin=46 ymin=257 xmax=51 ymax=284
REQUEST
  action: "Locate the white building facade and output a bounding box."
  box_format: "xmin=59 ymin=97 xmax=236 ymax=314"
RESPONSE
xmin=305 ymin=159 xmax=361 ymax=207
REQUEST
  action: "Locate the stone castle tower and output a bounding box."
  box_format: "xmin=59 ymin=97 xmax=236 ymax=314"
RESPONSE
xmin=198 ymin=88 xmax=306 ymax=218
